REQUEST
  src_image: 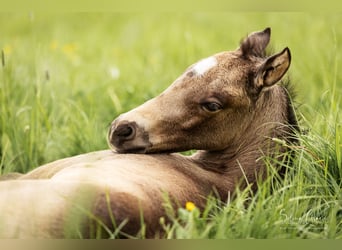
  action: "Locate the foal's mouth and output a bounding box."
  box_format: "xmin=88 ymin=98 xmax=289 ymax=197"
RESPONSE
xmin=113 ymin=146 xmax=148 ymax=154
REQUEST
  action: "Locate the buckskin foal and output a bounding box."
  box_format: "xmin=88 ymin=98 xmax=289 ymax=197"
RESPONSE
xmin=0 ymin=27 xmax=297 ymax=238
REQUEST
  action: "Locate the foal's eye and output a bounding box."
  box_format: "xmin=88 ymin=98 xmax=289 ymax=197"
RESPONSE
xmin=201 ymin=102 xmax=223 ymax=113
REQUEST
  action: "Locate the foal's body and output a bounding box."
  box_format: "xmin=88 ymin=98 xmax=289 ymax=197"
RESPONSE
xmin=1 ymin=152 xmax=214 ymax=237
xmin=0 ymin=28 xmax=297 ymax=238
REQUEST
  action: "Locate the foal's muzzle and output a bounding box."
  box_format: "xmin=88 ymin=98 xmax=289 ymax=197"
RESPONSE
xmin=108 ymin=120 xmax=151 ymax=153
xmin=113 ymin=122 xmax=136 ymax=141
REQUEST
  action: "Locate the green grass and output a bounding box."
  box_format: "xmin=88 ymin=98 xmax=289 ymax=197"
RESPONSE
xmin=0 ymin=13 xmax=341 ymax=238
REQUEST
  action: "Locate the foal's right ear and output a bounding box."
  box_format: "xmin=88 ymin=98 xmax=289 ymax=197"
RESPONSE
xmin=254 ymin=47 xmax=291 ymax=88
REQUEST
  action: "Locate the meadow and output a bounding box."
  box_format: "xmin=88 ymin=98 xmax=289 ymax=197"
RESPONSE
xmin=0 ymin=12 xmax=341 ymax=238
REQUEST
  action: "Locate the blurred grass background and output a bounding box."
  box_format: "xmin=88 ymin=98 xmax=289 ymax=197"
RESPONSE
xmin=0 ymin=12 xmax=341 ymax=238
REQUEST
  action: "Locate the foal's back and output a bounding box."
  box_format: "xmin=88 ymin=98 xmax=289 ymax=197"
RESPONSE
xmin=0 ymin=150 xmax=220 ymax=238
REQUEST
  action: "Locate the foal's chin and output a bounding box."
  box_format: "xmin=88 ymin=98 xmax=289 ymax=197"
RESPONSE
xmin=109 ymin=143 xmax=148 ymax=154
xmin=112 ymin=146 xmax=176 ymax=155
xmin=111 ymin=142 xmax=188 ymax=155
xmin=114 ymin=147 xmax=148 ymax=154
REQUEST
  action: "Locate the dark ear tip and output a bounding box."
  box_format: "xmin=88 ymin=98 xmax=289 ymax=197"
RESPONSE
xmin=283 ymin=47 xmax=291 ymax=60
xmin=264 ymin=27 xmax=271 ymax=35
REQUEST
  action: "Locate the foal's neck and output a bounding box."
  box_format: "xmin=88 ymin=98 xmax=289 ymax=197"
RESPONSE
xmin=191 ymin=85 xmax=295 ymax=177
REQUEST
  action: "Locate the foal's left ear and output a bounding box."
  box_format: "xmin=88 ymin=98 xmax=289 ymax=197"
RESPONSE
xmin=255 ymin=47 xmax=291 ymax=88
xmin=240 ymin=27 xmax=271 ymax=57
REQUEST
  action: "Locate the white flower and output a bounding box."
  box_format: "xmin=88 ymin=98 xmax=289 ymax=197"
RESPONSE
xmin=108 ymin=66 xmax=120 ymax=80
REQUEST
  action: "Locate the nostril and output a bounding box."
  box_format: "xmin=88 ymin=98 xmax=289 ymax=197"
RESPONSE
xmin=113 ymin=123 xmax=136 ymax=140
xmin=117 ymin=126 xmax=133 ymax=137
xmin=108 ymin=120 xmax=150 ymax=153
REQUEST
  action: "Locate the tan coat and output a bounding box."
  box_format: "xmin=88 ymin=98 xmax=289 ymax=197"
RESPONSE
xmin=0 ymin=27 xmax=297 ymax=238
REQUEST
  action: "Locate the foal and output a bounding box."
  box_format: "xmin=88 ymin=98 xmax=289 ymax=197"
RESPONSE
xmin=0 ymin=28 xmax=297 ymax=238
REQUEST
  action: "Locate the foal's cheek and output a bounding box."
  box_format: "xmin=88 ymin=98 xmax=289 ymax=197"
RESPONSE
xmin=180 ymin=115 xmax=205 ymax=131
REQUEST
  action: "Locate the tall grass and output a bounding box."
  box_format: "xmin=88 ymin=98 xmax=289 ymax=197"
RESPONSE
xmin=0 ymin=13 xmax=341 ymax=238
xmin=159 ymin=129 xmax=341 ymax=239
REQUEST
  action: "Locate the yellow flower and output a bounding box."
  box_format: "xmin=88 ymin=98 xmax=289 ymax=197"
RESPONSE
xmin=3 ymin=45 xmax=12 ymax=55
xmin=185 ymin=201 xmax=196 ymax=212
xmin=62 ymin=43 xmax=77 ymax=56
xmin=50 ymin=40 xmax=59 ymax=50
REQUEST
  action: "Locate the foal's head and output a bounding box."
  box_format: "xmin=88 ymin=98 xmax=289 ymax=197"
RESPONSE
xmin=108 ymin=28 xmax=291 ymax=153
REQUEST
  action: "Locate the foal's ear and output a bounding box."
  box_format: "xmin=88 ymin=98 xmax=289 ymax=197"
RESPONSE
xmin=255 ymin=47 xmax=291 ymax=88
xmin=240 ymin=27 xmax=271 ymax=57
